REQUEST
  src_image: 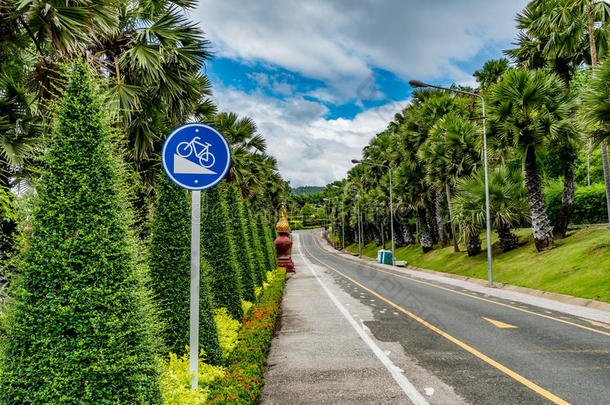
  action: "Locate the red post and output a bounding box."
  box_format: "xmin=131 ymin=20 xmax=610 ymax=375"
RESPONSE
xmin=274 ymin=205 xmax=295 ymax=272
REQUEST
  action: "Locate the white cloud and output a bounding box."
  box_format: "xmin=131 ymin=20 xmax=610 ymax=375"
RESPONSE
xmin=196 ymin=0 xmax=529 ymax=98
xmin=195 ymin=0 xmax=530 ymax=185
xmin=213 ymin=85 xmax=408 ymax=186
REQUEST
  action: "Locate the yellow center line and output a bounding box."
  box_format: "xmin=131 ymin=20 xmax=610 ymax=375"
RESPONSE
xmin=302 ymin=238 xmax=571 ymax=405
xmin=310 ymin=235 xmax=610 ymax=338
xmin=483 ymin=317 xmax=519 ymax=328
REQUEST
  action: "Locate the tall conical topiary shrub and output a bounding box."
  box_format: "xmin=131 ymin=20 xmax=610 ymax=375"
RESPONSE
xmin=256 ymin=213 xmax=274 ymax=273
xmin=0 ymin=62 xmax=162 ymax=403
xmin=149 ymin=175 xmax=222 ymax=363
xmin=267 ymin=222 xmax=278 ymax=268
xmin=200 ymin=186 xmax=243 ymax=320
xmin=224 ymin=185 xmax=256 ymax=302
xmin=245 ymin=204 xmax=266 ymax=286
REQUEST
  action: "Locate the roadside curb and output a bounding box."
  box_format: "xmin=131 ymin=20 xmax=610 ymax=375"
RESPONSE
xmin=316 ymin=230 xmax=610 ymax=323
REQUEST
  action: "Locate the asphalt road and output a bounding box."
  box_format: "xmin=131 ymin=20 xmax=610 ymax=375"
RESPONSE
xmin=299 ymin=230 xmax=610 ymax=405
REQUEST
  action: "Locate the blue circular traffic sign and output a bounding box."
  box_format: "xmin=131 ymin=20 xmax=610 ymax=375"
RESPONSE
xmin=161 ymin=123 xmax=231 ymax=190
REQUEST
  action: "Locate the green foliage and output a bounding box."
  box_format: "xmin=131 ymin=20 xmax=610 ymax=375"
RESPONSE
xmin=583 ymin=55 xmax=610 ymax=145
xmin=291 ymin=186 xmax=324 ymax=195
xmin=245 ymin=206 xmax=267 ymax=285
xmin=224 ymin=185 xmax=257 ymax=302
xmin=349 ymin=226 xmax=610 ymax=302
xmin=453 ymin=167 xmax=529 ymax=231
xmin=0 ymin=186 xmax=15 ymax=223
xmin=207 ymin=269 xmax=286 ymax=403
xmin=160 ymin=351 xmax=227 ymax=405
xmin=201 ymin=186 xmax=243 ymax=320
xmin=256 ymin=213 xmax=274 ymax=272
xmin=267 ymin=222 xmax=278 ymax=269
xmin=473 ymin=58 xmax=510 ymax=89
xmin=149 ymin=175 xmax=222 ymax=363
xmin=214 ymin=308 xmax=241 ymax=360
xmin=0 ymin=62 xmax=162 ymax=403
xmin=241 ymin=300 xmax=253 ymax=316
xmin=575 ymin=147 xmax=605 ymax=186
xmin=546 ymin=183 xmax=609 ymax=224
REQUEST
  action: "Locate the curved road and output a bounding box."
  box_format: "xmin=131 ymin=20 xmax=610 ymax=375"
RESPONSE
xmin=298 ymin=230 xmax=610 ymax=404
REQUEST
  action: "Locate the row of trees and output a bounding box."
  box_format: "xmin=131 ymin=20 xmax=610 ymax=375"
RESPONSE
xmin=326 ymin=0 xmax=610 ymax=255
xmin=0 ymin=0 xmax=289 ymax=291
xmin=0 ymin=61 xmax=280 ymax=403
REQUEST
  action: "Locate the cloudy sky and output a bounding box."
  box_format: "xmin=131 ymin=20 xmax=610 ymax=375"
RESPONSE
xmin=194 ymin=0 xmax=529 ymax=187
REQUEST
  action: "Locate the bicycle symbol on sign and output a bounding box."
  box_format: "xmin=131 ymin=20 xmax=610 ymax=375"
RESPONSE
xmin=176 ymin=137 xmax=216 ymax=168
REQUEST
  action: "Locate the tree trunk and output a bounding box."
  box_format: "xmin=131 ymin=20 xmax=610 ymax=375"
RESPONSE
xmin=417 ymin=208 xmax=433 ymax=253
xmin=524 ymin=145 xmax=554 ymax=251
xmin=374 ymin=225 xmax=382 ymax=247
xmin=497 ymin=224 xmax=519 ymax=252
xmin=466 ymin=231 xmax=482 ymax=257
xmin=426 ymin=202 xmax=438 ymax=245
xmin=435 ymin=189 xmax=449 ymax=247
xmin=393 ymin=216 xmax=404 ymax=247
xmin=602 ymin=141 xmax=610 ymax=225
xmin=554 ymin=165 xmax=576 ymax=238
xmin=363 ymin=223 xmax=372 ymax=246
xmin=403 ymin=225 xmax=415 ymax=245
xmin=445 ymin=183 xmax=460 ymax=252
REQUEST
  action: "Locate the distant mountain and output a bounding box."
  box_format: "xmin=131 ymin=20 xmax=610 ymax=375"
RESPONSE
xmin=291 ymin=186 xmax=325 ymax=196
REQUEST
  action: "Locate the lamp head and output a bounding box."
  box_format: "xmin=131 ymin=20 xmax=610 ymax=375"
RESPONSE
xmin=409 ymin=80 xmax=429 ymax=88
xmin=351 ymin=159 xmax=361 ymax=164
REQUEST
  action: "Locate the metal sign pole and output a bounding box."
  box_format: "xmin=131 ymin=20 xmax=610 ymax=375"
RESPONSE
xmin=189 ymin=190 xmax=201 ymax=390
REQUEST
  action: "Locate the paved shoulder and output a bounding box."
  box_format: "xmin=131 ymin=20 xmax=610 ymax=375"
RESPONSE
xmin=262 ymin=231 xmax=465 ymax=405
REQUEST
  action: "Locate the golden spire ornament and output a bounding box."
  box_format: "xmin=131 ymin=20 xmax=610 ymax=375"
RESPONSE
xmin=276 ymin=204 xmax=291 ymax=233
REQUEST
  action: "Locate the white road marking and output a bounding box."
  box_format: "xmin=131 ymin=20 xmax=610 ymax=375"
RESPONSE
xmin=296 ymin=234 xmax=429 ymax=405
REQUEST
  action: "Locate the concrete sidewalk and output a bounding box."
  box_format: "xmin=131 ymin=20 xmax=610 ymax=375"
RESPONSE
xmin=261 ymin=231 xmax=464 ymax=405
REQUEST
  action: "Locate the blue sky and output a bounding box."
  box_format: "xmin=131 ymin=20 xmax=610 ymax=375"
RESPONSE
xmin=195 ymin=0 xmax=529 ymax=187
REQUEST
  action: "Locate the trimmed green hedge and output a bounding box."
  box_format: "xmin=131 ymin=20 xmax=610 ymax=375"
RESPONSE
xmin=0 ymin=62 xmax=162 ymax=403
xmin=149 ymin=175 xmax=221 ymax=363
xmin=201 ymin=186 xmax=243 ymax=320
xmin=256 ymin=213 xmax=274 ymax=273
xmin=245 ymin=205 xmax=266 ymax=286
xmin=266 ymin=222 xmax=278 ymax=269
xmin=547 ymin=183 xmax=609 ymax=225
xmin=225 ymin=185 xmax=257 ymax=302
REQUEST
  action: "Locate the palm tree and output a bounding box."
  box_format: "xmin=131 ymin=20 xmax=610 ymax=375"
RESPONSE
xmin=488 ymin=69 xmax=573 ymax=251
xmin=453 ymin=167 xmax=529 ymax=253
xmin=419 ymin=113 xmax=481 ymax=251
xmin=506 ymin=0 xmax=610 ymax=237
xmin=582 ymin=56 xmax=610 ymax=224
xmin=473 ymin=59 xmax=510 ymax=89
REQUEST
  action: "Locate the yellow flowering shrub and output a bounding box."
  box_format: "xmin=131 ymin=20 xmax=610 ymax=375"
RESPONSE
xmin=242 ymin=300 xmax=253 ymax=316
xmin=214 ymin=308 xmax=241 ymax=359
xmin=160 ymin=350 xmax=226 ymax=404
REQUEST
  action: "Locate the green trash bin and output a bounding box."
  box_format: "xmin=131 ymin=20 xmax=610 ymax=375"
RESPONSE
xmin=376 ymin=249 xmax=393 ymax=265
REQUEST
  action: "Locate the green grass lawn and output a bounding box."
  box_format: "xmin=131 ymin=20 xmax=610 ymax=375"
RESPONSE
xmin=343 ymin=227 xmax=610 ymax=303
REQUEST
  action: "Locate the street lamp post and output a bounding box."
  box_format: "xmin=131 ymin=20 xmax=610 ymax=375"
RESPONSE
xmin=352 ymin=159 xmax=395 ymax=266
xmin=409 ymin=80 xmax=493 ymax=287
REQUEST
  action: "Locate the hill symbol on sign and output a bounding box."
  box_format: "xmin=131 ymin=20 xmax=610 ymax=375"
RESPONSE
xmin=174 ymin=154 xmax=216 ymax=174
